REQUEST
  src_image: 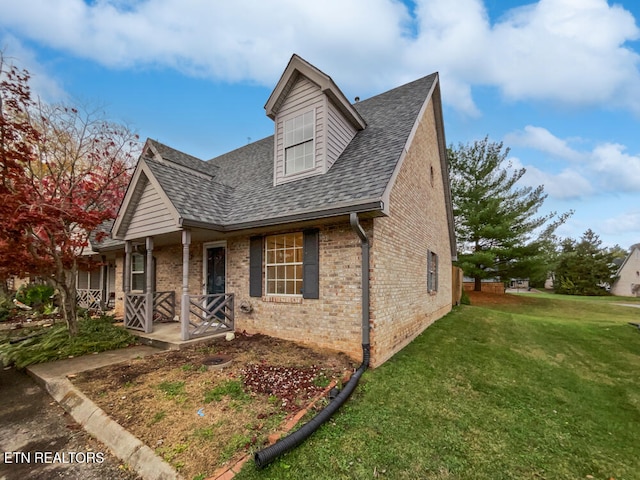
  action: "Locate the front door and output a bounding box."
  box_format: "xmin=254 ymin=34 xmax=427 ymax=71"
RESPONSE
xmin=205 ymin=245 xmax=226 ymax=295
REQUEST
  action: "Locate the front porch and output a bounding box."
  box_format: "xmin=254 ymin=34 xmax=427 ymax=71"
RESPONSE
xmin=121 ymin=231 xmax=235 ymax=342
xmin=128 ymin=320 xmax=232 ymax=350
xmin=123 ymin=290 xmax=235 ymax=341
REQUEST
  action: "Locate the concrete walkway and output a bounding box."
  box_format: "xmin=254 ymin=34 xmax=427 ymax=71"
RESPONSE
xmin=615 ymin=303 xmax=640 ymax=309
xmin=26 ymin=346 xmax=183 ymax=480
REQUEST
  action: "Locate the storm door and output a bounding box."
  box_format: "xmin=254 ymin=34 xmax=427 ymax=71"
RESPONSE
xmin=205 ymin=245 xmax=226 ymax=295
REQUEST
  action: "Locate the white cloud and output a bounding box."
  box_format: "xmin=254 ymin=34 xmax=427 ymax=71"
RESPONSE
xmin=597 ymin=208 xmax=640 ymax=248
xmin=0 ymin=34 xmax=67 ymax=102
xmin=510 ymin=156 xmax=593 ymax=199
xmin=505 ymin=126 xmax=640 ymax=198
xmin=0 ymin=0 xmax=410 ymax=90
xmin=505 ymin=126 xmax=583 ymax=161
xmin=590 ymin=143 xmax=640 ymax=192
xmin=486 ymin=0 xmax=640 ymax=109
xmin=0 ymin=0 xmax=639 ymax=115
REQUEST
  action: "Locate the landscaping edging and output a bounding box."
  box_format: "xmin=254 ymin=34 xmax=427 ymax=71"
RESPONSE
xmin=27 ymin=372 xmax=181 ymax=480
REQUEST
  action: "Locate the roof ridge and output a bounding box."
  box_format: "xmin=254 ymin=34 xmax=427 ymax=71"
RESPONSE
xmin=145 ymin=139 xmax=219 ymax=179
xmin=355 ymin=72 xmax=438 ymax=107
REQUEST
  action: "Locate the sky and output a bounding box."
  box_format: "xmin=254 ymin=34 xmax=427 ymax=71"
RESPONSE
xmin=0 ymin=0 xmax=639 ymax=250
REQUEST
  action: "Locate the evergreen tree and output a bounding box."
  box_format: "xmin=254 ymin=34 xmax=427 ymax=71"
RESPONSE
xmin=554 ymin=230 xmax=618 ymax=296
xmin=448 ymin=136 xmax=571 ymax=291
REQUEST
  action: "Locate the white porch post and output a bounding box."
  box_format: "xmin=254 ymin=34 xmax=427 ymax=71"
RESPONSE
xmin=181 ymin=230 xmax=191 ymax=340
xmin=123 ymin=241 xmax=132 ymax=327
xmin=100 ymin=255 xmax=107 ymax=310
xmin=144 ymin=236 xmax=154 ymax=333
xmin=124 ymin=241 xmax=132 ymax=293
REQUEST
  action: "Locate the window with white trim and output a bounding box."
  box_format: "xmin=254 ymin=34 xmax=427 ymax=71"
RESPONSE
xmin=284 ymin=111 xmax=314 ymax=174
xmin=131 ymin=253 xmax=146 ymax=292
xmin=265 ymin=233 xmax=303 ymax=295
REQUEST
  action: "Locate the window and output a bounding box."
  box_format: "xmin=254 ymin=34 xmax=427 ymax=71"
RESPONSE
xmin=284 ymin=111 xmax=314 ymax=174
xmin=265 ymin=233 xmax=303 ymax=295
xmin=427 ymin=250 xmax=438 ymax=293
xmin=131 ymin=253 xmax=145 ymax=292
xmin=250 ymin=230 xmax=318 ymax=299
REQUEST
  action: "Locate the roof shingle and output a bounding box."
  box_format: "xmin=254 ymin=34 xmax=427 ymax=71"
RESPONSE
xmin=142 ymin=73 xmax=437 ymax=229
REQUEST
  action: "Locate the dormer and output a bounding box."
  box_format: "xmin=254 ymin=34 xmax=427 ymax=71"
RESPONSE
xmin=265 ymin=55 xmax=367 ymax=186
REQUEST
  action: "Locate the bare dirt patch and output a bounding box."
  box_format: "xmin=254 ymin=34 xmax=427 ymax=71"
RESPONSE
xmin=467 ymin=290 xmax=536 ymax=307
xmin=71 ymin=333 xmax=355 ymax=479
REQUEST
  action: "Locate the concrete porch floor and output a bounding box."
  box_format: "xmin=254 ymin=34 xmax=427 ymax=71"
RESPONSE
xmin=122 ymin=321 xmax=230 ymax=350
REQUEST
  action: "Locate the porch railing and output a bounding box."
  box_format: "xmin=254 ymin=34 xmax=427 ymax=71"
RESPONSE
xmin=153 ymin=291 xmax=176 ymax=322
xmin=184 ymin=293 xmax=234 ymax=339
xmin=125 ymin=291 xmax=176 ymax=333
xmin=125 ymin=293 xmax=150 ymax=332
xmin=76 ymin=289 xmax=103 ymax=311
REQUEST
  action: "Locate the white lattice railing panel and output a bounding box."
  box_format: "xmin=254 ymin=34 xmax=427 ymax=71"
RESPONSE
xmin=153 ymin=291 xmax=176 ymax=322
xmin=187 ymin=293 xmax=234 ymax=338
xmin=125 ymin=294 xmax=149 ymax=331
xmin=77 ymin=289 xmax=102 ymax=310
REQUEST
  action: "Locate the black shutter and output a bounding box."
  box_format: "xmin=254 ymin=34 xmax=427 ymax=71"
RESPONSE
xmin=303 ymin=229 xmax=319 ymax=299
xmin=249 ymin=236 xmax=263 ymax=297
xmin=427 ymin=250 xmax=432 ymax=292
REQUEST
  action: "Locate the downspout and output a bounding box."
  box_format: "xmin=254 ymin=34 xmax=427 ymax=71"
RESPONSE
xmin=254 ymin=212 xmax=371 ymax=468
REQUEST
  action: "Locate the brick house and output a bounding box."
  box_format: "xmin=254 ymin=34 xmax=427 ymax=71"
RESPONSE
xmin=611 ymin=244 xmax=640 ymax=297
xmin=94 ymin=54 xmax=457 ymax=367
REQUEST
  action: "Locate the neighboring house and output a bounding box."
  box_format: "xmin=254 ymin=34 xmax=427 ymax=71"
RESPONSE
xmin=509 ymin=278 xmax=530 ymax=290
xmin=73 ymin=223 xmax=118 ymax=311
xmin=95 ymin=54 xmax=457 ymax=367
xmin=611 ymin=244 xmax=640 ymax=297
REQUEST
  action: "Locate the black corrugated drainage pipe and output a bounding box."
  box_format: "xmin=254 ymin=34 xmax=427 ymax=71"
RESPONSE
xmin=253 ymin=213 xmax=371 ymax=469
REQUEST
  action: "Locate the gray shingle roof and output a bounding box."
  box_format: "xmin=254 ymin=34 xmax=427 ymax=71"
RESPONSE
xmin=132 ymin=73 xmax=437 ymax=230
xmin=89 ymin=219 xmax=122 ymax=250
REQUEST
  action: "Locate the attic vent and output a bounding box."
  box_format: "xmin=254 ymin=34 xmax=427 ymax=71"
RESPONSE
xmin=354 ymin=96 xmax=360 ymax=103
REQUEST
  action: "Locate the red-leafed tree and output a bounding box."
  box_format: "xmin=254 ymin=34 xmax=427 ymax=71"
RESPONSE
xmin=0 ymin=55 xmax=139 ymax=335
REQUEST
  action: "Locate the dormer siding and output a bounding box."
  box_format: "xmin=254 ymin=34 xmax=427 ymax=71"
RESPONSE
xmin=326 ymin=101 xmax=358 ymax=172
xmin=274 ymin=76 xmax=326 ymax=185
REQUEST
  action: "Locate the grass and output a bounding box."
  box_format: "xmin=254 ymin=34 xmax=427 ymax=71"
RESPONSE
xmin=204 ymin=379 xmax=250 ymax=403
xmin=158 ymin=380 xmax=186 ymax=398
xmin=0 ymin=317 xmax=138 ymax=368
xmin=236 ymin=294 xmax=640 ymax=480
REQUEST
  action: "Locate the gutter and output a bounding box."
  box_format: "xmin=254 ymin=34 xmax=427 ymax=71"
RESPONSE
xmin=253 ymin=212 xmax=371 ymax=468
xmin=179 ymin=200 xmax=384 ymax=232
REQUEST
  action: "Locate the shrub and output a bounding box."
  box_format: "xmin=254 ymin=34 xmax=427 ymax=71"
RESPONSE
xmin=460 ymin=289 xmax=471 ymax=305
xmin=0 ymin=293 xmax=13 ymax=322
xmin=15 ymin=283 xmax=55 ymax=310
xmin=0 ymin=317 xmax=138 ymax=368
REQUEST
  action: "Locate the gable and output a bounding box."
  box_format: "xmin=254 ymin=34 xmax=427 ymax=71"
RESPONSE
xmin=112 ymin=161 xmax=181 ymax=240
xmin=126 ymin=175 xmax=177 ymax=238
xmin=267 ymin=55 xmax=366 ymax=186
xmin=612 ymin=246 xmax=640 ymax=296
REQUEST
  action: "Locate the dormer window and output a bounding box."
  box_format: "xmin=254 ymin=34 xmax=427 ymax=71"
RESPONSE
xmin=284 ymin=111 xmax=315 ymax=175
xmin=265 ymin=55 xmax=367 ymax=186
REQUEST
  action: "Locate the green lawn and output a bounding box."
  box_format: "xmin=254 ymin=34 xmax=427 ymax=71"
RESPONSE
xmin=236 ymin=294 xmax=640 ymax=480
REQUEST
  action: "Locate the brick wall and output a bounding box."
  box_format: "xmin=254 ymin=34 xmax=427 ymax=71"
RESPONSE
xmin=229 ymin=223 xmax=365 ymax=361
xmin=369 ymin=97 xmax=453 ymax=367
xmin=112 ymin=242 xmax=207 ymax=320
xmin=112 ymin=225 xmax=365 ymax=361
